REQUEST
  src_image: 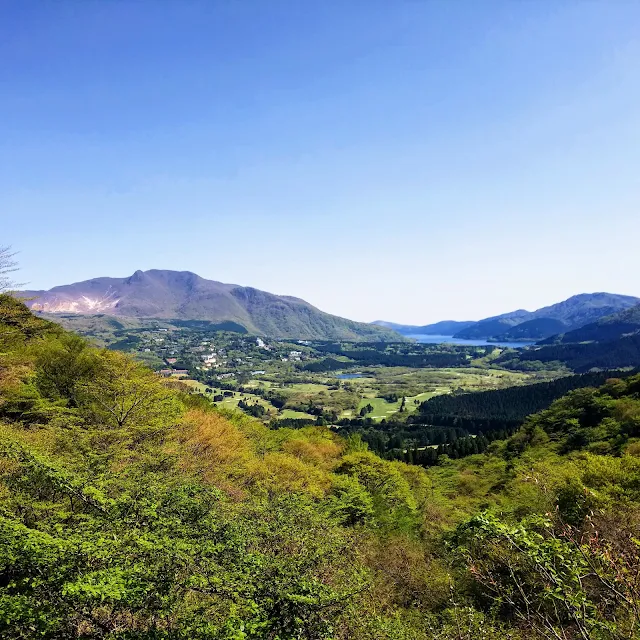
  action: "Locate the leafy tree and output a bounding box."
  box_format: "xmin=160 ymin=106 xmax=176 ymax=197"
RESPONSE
xmin=77 ymin=350 xmax=182 ymax=431
xmin=454 ymin=511 xmax=640 ymax=640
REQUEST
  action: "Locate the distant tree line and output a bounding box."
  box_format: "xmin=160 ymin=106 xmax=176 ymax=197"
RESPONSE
xmin=312 ymin=342 xmax=490 ymax=368
xmin=402 ymin=433 xmax=494 ymax=467
xmin=334 ymin=420 xmax=514 ymax=468
xmin=416 ymin=370 xmax=635 ymax=432
xmin=237 ymin=398 xmax=267 ymax=418
xmin=497 ymin=337 xmax=640 ymax=372
xmin=302 ymin=357 xmax=354 ymax=372
xmin=269 ymin=417 xmax=318 ymax=429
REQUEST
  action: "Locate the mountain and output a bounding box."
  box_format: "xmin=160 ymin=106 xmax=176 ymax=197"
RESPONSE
xmin=377 ymin=293 xmax=640 ymax=343
xmin=539 ymin=303 xmax=640 ymax=345
xmin=494 ymin=318 xmax=569 ymax=341
xmin=531 ymin=292 xmax=640 ymax=327
xmin=372 ymin=320 xmax=475 ymax=335
xmin=453 ymin=314 xmax=530 ymax=340
xmin=20 ymin=270 xmax=403 ymax=341
xmin=453 ymin=293 xmax=639 ymax=341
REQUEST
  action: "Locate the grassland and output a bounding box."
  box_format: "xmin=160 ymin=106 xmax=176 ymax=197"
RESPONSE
xmin=181 ymin=365 xmax=544 ymax=424
xmin=279 ymin=409 xmax=317 ymax=420
xmin=219 ymin=392 xmax=274 ymax=414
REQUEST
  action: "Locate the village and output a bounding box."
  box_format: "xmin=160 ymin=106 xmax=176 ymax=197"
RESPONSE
xmin=114 ymin=326 xmax=314 ymax=382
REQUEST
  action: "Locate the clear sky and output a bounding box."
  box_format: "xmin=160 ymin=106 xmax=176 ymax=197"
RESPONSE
xmin=2 ymin=1 xmax=640 ymax=323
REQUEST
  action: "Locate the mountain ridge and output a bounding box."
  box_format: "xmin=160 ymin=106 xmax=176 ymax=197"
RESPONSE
xmin=455 ymin=292 xmax=640 ymax=340
xmin=377 ymin=293 xmax=640 ymax=342
xmin=538 ymin=303 xmax=640 ymax=345
xmin=372 ymin=319 xmax=475 ymax=335
xmin=20 ymin=269 xmax=403 ymax=341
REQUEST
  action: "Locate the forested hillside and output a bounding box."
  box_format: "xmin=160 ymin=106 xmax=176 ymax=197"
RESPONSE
xmin=540 ymin=303 xmax=640 ymax=345
xmin=497 ymin=333 xmax=640 ymax=372
xmin=2 ymin=294 xmax=640 ymax=639
xmin=417 ymin=370 xmax=635 ymax=431
xmin=453 ymin=293 xmax=639 ymax=341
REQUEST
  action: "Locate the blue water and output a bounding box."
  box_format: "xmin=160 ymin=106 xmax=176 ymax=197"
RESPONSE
xmin=408 ymin=334 xmax=535 ymax=349
xmin=336 ymin=373 xmax=365 ymax=379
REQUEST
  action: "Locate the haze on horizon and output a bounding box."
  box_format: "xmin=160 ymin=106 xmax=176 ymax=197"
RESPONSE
xmin=3 ymin=2 xmax=640 ymax=324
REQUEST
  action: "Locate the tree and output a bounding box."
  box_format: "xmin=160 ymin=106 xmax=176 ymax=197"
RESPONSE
xmin=454 ymin=511 xmax=640 ymax=639
xmin=359 ymin=403 xmax=374 ymax=417
xmin=78 ymin=350 xmax=181 ymax=431
xmin=34 ymin=333 xmax=99 ymax=404
xmin=0 ymin=246 xmax=20 ymax=293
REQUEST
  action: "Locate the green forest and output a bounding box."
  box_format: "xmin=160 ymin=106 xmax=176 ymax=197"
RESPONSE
xmin=2 ymin=293 xmax=640 ymax=639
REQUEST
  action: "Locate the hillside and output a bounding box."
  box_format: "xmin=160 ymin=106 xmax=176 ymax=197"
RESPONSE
xmin=372 ymin=320 xmax=475 ymax=335
xmin=454 ymin=292 xmax=639 ymax=340
xmin=539 ymin=303 xmax=640 ymax=345
xmin=417 ymin=369 xmax=635 ymax=431
xmin=3 ymin=294 xmax=640 ymax=639
xmin=493 ymin=317 xmax=568 ymax=341
xmin=496 ymin=332 xmax=640 ymax=372
xmin=21 ymin=270 xmax=402 ymax=341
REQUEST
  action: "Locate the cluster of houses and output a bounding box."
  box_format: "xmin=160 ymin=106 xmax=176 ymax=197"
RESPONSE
xmin=282 ymin=350 xmax=303 ymax=362
xmin=200 ymin=352 xmax=218 ymax=369
xmin=147 ymin=331 xmax=316 ymax=385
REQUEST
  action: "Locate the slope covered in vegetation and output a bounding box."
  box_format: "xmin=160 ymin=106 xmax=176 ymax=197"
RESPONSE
xmin=497 ymin=332 xmax=640 ymax=372
xmin=0 ymin=294 xmax=457 ymax=638
xmin=540 ymin=303 xmax=640 ymax=345
xmin=2 ymin=294 xmax=640 ymax=639
xmin=417 ymin=370 xmax=636 ymax=431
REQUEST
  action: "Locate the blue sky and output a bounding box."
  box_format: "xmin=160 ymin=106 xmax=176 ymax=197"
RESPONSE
xmin=2 ymin=1 xmax=640 ymax=323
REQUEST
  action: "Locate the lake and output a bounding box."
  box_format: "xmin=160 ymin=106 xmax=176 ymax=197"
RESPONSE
xmin=336 ymin=373 xmax=365 ymax=379
xmin=407 ymin=334 xmax=535 ymax=349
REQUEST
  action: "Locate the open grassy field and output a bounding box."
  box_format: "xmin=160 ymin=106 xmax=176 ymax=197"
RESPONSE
xmin=279 ymin=409 xmax=317 ymax=420
xmin=181 ymin=379 xmax=210 ymax=393
xmin=182 ymin=379 xmax=317 ymax=421
xmin=182 ymin=364 xmax=551 ymax=424
xmin=335 ymin=367 xmax=539 ymax=421
xmin=281 ymin=382 xmax=332 ymax=393
xmin=218 ymin=392 xmax=274 ymax=414
xmin=348 ymin=390 xmax=442 ymax=420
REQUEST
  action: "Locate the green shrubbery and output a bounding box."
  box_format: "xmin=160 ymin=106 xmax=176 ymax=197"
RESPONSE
xmin=2 ymin=293 xmax=640 ymax=638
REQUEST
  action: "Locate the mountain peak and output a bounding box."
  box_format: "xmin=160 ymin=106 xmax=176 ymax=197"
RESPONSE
xmin=127 ymin=270 xmax=147 ymax=284
xmin=20 ymin=270 xmax=402 ymax=341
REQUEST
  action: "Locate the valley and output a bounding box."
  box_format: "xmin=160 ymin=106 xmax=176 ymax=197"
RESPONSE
xmin=6 ymin=4 xmax=640 ymax=636
xmin=28 ymin=280 xmax=640 ymax=444
xmin=49 ymin=291 xmax=640 ymax=470
xmin=4 ymin=291 xmax=640 ymax=639
xmin=23 ymin=277 xmax=640 ymax=464
xmin=61 ymin=318 xmax=550 ymax=426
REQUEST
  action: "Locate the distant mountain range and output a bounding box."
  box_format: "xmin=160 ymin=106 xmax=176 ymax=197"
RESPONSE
xmin=372 ymin=320 xmax=475 ymax=335
xmin=539 ymin=303 xmax=640 ymax=345
xmin=494 ymin=303 xmax=640 ymax=372
xmin=375 ymin=293 xmax=640 ymax=342
xmin=21 ymin=270 xmax=402 ymax=341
